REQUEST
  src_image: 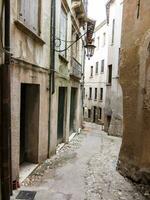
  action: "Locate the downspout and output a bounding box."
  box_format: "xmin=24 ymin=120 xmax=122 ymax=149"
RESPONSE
xmin=48 ymin=0 xmax=56 ymax=157
xmin=1 ymin=0 xmax=12 ymax=199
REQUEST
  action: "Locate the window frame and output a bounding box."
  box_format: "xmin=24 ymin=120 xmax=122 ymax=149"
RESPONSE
xmin=100 ymin=88 xmax=103 ymax=101
xmin=90 ymin=66 xmax=93 ymax=77
xmin=89 ymin=87 xmax=92 ymax=99
xmin=95 ymin=88 xmax=97 ymax=100
xmin=95 ymin=62 xmax=99 ymax=74
xmin=101 ymin=59 xmax=105 ymax=73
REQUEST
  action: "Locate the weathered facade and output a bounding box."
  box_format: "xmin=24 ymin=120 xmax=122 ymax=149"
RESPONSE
xmin=84 ymin=20 xmax=108 ymax=125
xmin=104 ymin=0 xmax=123 ymax=137
xmin=49 ymin=0 xmax=87 ymax=154
xmin=10 ymin=0 xmax=51 ymax=186
xmin=118 ymin=0 xmax=150 ymax=183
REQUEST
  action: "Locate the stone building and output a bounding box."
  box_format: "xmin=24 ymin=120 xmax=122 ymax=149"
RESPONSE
xmin=83 ymin=20 xmax=108 ymax=125
xmin=104 ymin=0 xmax=123 ymax=137
xmin=49 ymin=0 xmax=87 ymax=154
xmin=118 ymin=0 xmax=150 ymax=183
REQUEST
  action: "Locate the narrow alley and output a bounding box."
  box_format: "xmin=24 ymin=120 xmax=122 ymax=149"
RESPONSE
xmin=11 ymin=123 xmax=148 ymax=200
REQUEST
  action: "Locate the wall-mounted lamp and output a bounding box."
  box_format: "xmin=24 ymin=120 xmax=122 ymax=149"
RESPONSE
xmin=55 ymin=32 xmax=96 ymax=60
xmin=84 ymin=43 xmax=96 ymax=60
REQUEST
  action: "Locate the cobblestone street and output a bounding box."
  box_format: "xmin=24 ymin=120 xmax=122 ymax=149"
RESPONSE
xmin=12 ymin=122 xmax=149 ymax=200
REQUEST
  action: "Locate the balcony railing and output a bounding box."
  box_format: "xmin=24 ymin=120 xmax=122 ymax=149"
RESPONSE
xmin=71 ymin=0 xmax=87 ymax=25
xmin=70 ymin=57 xmax=82 ymax=79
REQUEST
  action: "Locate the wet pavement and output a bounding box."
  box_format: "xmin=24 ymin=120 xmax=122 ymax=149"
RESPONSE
xmin=11 ymin=122 xmax=149 ymax=200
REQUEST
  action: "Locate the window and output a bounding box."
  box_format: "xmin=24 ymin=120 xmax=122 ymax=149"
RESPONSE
xmin=99 ymin=107 xmax=102 ymax=119
xmin=89 ymin=87 xmax=92 ymax=99
xmin=95 ymin=62 xmax=99 ymax=74
xmin=18 ymin=0 xmax=40 ymax=34
xmin=88 ymin=109 xmax=91 ymax=118
xmin=108 ymin=65 xmax=112 ymax=85
xmin=111 ymin=19 xmax=115 ymax=45
xmin=101 ymin=60 xmax=104 ymax=73
xmin=90 ymin=66 xmax=93 ymax=77
xmin=103 ymin=32 xmax=106 ymax=46
xmin=100 ymin=88 xmax=103 ymax=101
xmin=83 ymin=88 xmax=85 ymax=99
xmin=60 ymin=6 xmax=67 ymax=58
xmin=95 ymin=88 xmax=97 ymax=100
xmin=97 ymin=36 xmax=100 ymax=50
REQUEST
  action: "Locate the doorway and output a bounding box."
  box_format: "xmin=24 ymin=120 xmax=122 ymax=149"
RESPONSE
xmin=69 ymin=88 xmax=77 ymax=135
xmin=57 ymin=87 xmax=66 ymax=144
xmin=20 ymin=84 xmax=40 ymax=165
xmin=93 ymin=106 xmax=97 ymax=123
xmin=107 ymin=115 xmax=112 ymax=130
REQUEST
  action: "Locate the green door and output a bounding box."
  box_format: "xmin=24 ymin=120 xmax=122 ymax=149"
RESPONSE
xmin=57 ymin=87 xmax=66 ymax=143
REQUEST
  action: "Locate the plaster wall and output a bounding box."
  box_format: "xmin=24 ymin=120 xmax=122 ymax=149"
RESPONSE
xmin=104 ymin=0 xmax=123 ymax=136
xmin=49 ymin=0 xmax=84 ymax=155
xmin=11 ymin=63 xmax=49 ymax=181
xmin=118 ymin=0 xmax=150 ymax=183
xmin=10 ymin=0 xmax=51 ymax=182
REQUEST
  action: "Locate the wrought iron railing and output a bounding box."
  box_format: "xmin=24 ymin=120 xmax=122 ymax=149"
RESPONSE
xmin=70 ymin=57 xmax=82 ymax=79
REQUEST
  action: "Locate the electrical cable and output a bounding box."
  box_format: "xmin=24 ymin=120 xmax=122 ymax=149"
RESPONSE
xmin=55 ymin=31 xmax=87 ymax=52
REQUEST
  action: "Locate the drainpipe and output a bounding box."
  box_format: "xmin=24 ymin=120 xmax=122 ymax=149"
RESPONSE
xmin=1 ymin=0 xmax=12 ymax=199
xmin=48 ymin=0 xmax=56 ymax=158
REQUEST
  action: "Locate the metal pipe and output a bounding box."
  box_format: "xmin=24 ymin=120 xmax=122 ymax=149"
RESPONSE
xmin=48 ymin=0 xmax=56 ymax=158
xmin=1 ymin=0 xmax=12 ymax=199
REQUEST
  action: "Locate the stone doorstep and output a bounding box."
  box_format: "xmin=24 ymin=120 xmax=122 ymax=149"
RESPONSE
xmin=56 ymin=131 xmax=79 ymax=154
xmin=19 ymin=162 xmax=39 ymax=183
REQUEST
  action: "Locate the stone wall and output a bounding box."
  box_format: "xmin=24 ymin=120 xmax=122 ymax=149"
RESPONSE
xmin=118 ymin=0 xmax=150 ymax=184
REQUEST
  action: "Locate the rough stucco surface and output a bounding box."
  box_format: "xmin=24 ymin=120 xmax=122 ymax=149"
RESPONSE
xmin=104 ymin=0 xmax=123 ymax=137
xmin=11 ymin=63 xmax=49 ymax=181
xmin=118 ymin=0 xmax=150 ymax=184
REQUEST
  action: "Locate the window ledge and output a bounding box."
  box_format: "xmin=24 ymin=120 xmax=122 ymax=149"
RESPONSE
xmin=88 ymin=98 xmax=92 ymax=100
xmin=14 ymin=20 xmax=45 ymax=45
xmin=94 ymin=99 xmax=97 ymax=101
xmin=99 ymin=100 xmax=103 ymax=102
xmin=59 ymin=54 xmax=69 ymax=64
xmin=106 ymin=83 xmax=112 ymax=86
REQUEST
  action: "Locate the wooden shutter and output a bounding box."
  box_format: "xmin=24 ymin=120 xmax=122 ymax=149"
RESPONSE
xmin=18 ymin=0 xmax=39 ymax=34
xmin=19 ymin=0 xmax=26 ymax=22
xmin=30 ymin=0 xmax=39 ymax=33
xmin=60 ymin=7 xmax=67 ymax=57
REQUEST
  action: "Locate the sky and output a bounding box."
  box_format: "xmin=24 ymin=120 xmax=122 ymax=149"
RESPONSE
xmin=88 ymin=0 xmax=106 ymax=25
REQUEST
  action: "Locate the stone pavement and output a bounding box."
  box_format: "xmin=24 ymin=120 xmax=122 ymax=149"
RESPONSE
xmin=11 ymin=122 xmax=149 ymax=200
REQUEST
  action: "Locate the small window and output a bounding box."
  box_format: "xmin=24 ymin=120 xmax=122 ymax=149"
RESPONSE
xmin=103 ymin=32 xmax=106 ymax=46
xmin=88 ymin=109 xmax=91 ymax=118
xmin=89 ymin=87 xmax=92 ymax=99
xmin=108 ymin=65 xmax=112 ymax=85
xmin=90 ymin=66 xmax=93 ymax=77
xmin=101 ymin=60 xmax=104 ymax=73
xmin=100 ymin=88 xmax=103 ymax=101
xmin=95 ymin=62 xmax=99 ymax=74
xmin=97 ymin=36 xmax=100 ymax=50
xmin=83 ymin=88 xmax=85 ymax=99
xmin=111 ymin=19 xmax=115 ymax=45
xmin=95 ymin=88 xmax=97 ymax=100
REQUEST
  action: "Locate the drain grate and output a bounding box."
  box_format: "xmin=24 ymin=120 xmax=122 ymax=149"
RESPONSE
xmin=16 ymin=190 xmax=36 ymax=200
